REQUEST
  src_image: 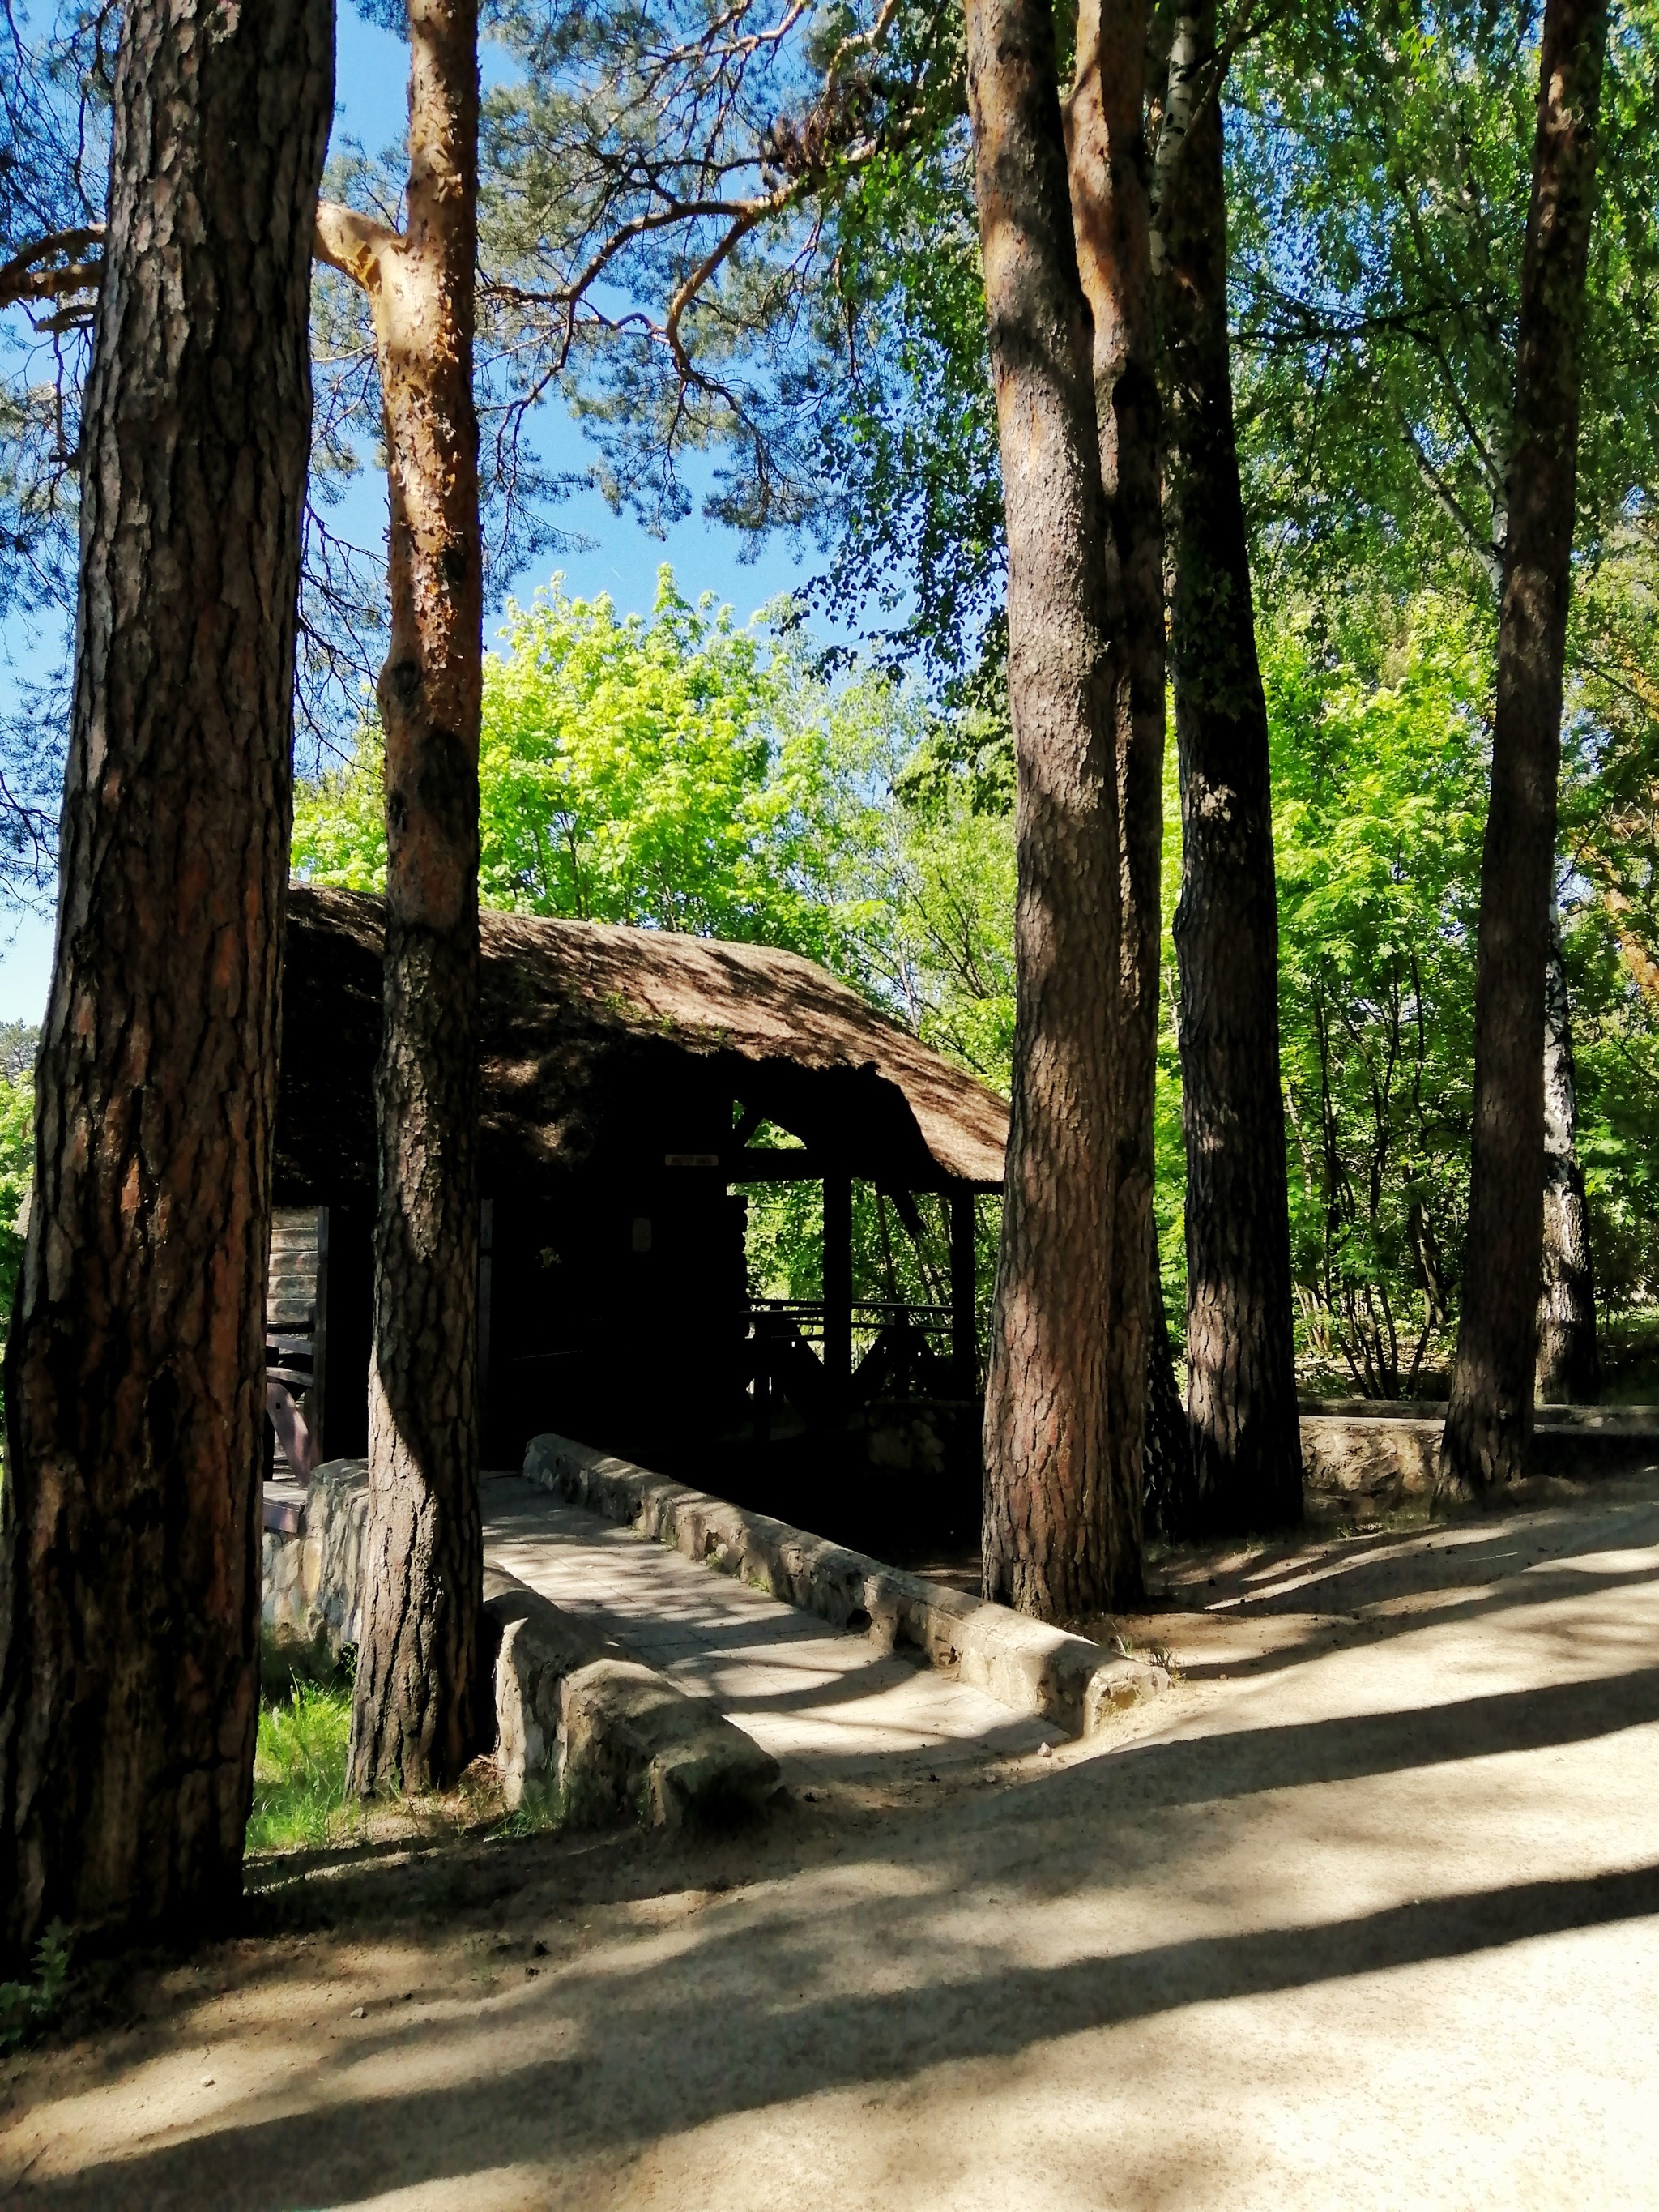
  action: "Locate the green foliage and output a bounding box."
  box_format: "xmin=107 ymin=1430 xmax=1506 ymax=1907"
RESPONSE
xmin=296 ymin=568 xmax=888 ymax=970
xmin=249 ymin=1672 xmax=359 ymax=1856
xmin=476 ymin=574 xmax=820 ymax=947
xmin=743 ymin=1166 xmax=991 ymax=1304
xmin=1269 ymin=599 xmax=1491 ymax=1391
xmin=294 ymin=564 xmax=1017 ymax=1078
xmin=811 ymin=133 xmax=1004 ymax=673
xmin=1230 ymin=3 xmax=1534 ymax=596
xmin=0 ymin=1920 xmax=70 ymax=2053
xmin=1232 ymin=3 xmax=1659 ymax=598
xmin=0 ymin=1020 xmax=38 ymax=1083
xmin=1559 ymin=536 xmax=1659 ymax=1319
xmin=1565 ymin=916 xmax=1659 ymax=1316
xmin=0 ymin=1059 xmax=34 ymax=1337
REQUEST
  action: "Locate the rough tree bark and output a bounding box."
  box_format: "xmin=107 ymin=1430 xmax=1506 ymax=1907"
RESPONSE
xmin=1142 ymin=1222 xmax=1198 ymax=1541
xmin=1154 ymin=1 xmax=1302 ymax=1534
xmin=1439 ymin=0 xmax=1608 ymax=1497
xmin=1064 ymin=0 xmax=1164 ymax=1607
xmin=968 ymin=0 xmax=1124 ymax=1618
xmin=315 ymin=0 xmax=484 ymax=1791
xmin=1536 ymin=919 xmax=1601 ymax=1403
xmin=0 ymin=0 xmax=331 ymax=1963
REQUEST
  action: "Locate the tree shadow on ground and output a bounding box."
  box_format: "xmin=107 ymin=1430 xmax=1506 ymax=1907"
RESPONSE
xmin=1131 ymin=1478 xmax=1659 ymax=1681
xmin=21 ymin=1847 xmax=1659 ymax=2210
xmin=11 ymin=1484 xmax=1659 ymax=2206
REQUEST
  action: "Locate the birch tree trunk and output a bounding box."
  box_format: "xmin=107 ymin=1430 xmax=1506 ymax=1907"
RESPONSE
xmin=1064 ymin=0 xmax=1163 ymax=1607
xmin=0 ymin=0 xmax=331 ymax=1963
xmin=1440 ymin=0 xmax=1608 ymax=1497
xmin=1154 ymin=1 xmax=1302 ymax=1535
xmin=968 ymin=0 xmax=1125 ymax=1619
xmin=1536 ymin=920 xmax=1601 ymax=1403
xmin=316 ymin=0 xmax=484 ymax=1792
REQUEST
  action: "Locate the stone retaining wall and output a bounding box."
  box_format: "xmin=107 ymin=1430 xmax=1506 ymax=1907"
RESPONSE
xmin=523 ymin=1432 xmax=1169 ymax=1737
xmin=262 ymin=1458 xmax=370 ymax=1657
xmin=484 ymin=1567 xmax=780 ymax=1827
xmin=1299 ymin=1404 xmax=1659 ymax=1510
xmin=261 ymin=1460 xmax=780 ymax=1830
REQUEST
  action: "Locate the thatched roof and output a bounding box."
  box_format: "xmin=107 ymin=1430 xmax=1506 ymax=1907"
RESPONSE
xmin=275 ymin=885 xmax=1009 ymax=1199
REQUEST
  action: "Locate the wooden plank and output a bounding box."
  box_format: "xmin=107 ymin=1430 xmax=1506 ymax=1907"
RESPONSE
xmin=949 ymin=1187 xmax=978 ymax=1399
xmin=312 ymin=1206 xmax=330 ymax=1460
xmin=823 ymin=1173 xmax=851 ymax=1418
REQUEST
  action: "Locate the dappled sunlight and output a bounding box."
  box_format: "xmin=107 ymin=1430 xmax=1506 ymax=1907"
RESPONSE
xmin=345 ymin=2167 xmax=561 ymax=2212
xmin=6 ymin=1475 xmax=1659 ymax=2207
xmin=482 ymin=1480 xmax=1060 ymax=1777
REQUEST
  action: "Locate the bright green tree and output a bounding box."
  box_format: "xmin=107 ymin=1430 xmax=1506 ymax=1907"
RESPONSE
xmin=296 ymin=568 xmax=866 ymax=962
xmin=1267 ymin=600 xmax=1491 ymax=1393
xmin=295 ymin=564 xmax=1014 ymax=1052
xmin=0 ymin=1061 xmax=32 ymax=1334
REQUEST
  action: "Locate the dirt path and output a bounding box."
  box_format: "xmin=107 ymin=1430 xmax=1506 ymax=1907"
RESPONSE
xmin=4 ymin=1469 xmax=1658 ymax=2210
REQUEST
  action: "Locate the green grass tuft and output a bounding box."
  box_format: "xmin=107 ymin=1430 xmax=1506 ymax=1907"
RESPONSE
xmin=249 ymin=1663 xmax=360 ymax=1855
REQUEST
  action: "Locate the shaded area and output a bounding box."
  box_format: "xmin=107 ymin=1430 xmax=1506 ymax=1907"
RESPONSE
xmin=8 ymin=1473 xmax=1659 ymax=2209
xmin=21 ymin=1857 xmax=1659 ymax=2210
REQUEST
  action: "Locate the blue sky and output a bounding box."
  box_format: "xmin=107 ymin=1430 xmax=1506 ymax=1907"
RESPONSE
xmin=0 ymin=3 xmax=809 ymax=1020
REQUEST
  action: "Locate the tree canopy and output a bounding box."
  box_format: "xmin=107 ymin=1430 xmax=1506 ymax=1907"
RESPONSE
xmin=5 ymin=0 xmax=1659 ymax=1394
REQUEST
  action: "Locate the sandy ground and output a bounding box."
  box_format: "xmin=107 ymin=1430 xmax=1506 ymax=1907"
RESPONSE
xmin=3 ymin=1467 xmax=1658 ymax=2210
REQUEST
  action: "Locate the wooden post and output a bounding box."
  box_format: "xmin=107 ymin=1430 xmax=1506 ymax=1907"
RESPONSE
xmin=823 ymin=1173 xmax=853 ymax=1417
xmin=754 ymin=1327 xmax=771 ymax=1444
xmin=950 ymin=1189 xmax=979 ymax=1399
xmin=313 ymin=1205 xmax=331 ymax=1459
xmin=478 ymin=1197 xmax=493 ymax=1460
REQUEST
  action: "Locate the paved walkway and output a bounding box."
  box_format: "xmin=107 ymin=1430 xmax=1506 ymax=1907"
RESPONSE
xmin=480 ymin=1471 xmax=1060 ymax=1787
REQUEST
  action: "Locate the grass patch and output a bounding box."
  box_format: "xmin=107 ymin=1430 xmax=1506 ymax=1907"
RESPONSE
xmin=249 ymin=1632 xmax=566 ymax=1866
xmin=492 ymin=1782 xmax=565 ymax=1840
xmin=249 ymin=1640 xmax=361 ymax=1855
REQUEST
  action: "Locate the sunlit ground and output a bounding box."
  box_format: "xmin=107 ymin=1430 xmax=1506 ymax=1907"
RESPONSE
xmin=4 ymin=1468 xmax=1658 ymax=2210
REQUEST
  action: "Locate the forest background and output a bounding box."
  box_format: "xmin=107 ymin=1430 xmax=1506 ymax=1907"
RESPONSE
xmin=2 ymin=0 xmax=1657 ymax=1401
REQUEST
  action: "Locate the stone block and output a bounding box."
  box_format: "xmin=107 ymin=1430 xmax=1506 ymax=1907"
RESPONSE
xmin=262 ymin=1470 xmax=778 ymax=1830
xmin=483 ymin=1565 xmax=780 ymax=1828
xmin=522 ymin=1432 xmax=1169 ymax=1738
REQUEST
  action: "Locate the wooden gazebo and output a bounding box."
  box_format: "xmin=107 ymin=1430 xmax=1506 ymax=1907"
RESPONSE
xmin=267 ymin=886 xmax=1008 ymax=1481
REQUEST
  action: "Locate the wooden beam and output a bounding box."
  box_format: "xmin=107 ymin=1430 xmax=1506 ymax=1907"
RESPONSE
xmin=949 ymin=1187 xmax=979 ymax=1399
xmin=823 ymin=1172 xmax=853 ymax=1418
xmin=478 ymin=1196 xmax=493 ymax=1441
xmin=726 ymin=1147 xmax=826 ymax=1181
xmin=313 ymin=1206 xmax=330 ymax=1458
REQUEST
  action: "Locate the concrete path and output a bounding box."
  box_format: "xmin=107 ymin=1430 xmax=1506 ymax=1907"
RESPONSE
xmin=480 ymin=1470 xmax=1061 ymax=1787
xmin=6 ymin=1467 xmax=1659 ymax=2210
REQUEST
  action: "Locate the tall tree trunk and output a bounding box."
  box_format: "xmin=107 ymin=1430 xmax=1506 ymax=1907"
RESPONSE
xmin=1537 ymin=918 xmax=1601 ymax=1403
xmin=0 ymin=0 xmax=331 ymax=1964
xmin=968 ymin=0 xmax=1124 ymax=1620
xmin=1154 ymin=2 xmax=1302 ymax=1535
xmin=1064 ymin=0 xmax=1163 ymax=1607
xmin=1439 ymin=0 xmax=1608 ymax=1497
xmin=316 ymin=0 xmax=484 ymax=1792
xmin=1142 ymin=1219 xmax=1197 ymax=1542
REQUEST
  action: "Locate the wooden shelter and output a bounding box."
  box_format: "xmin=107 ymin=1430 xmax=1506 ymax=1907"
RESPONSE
xmin=268 ymin=886 xmax=1008 ymax=1480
